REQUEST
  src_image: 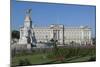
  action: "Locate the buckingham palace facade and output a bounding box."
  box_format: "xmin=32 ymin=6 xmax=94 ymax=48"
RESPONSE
xmin=33 ymin=25 xmax=92 ymax=45
xmin=18 ymin=9 xmax=92 ymax=48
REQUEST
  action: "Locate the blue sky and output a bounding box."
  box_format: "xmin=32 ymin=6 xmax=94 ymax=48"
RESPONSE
xmin=11 ymin=0 xmax=96 ymax=37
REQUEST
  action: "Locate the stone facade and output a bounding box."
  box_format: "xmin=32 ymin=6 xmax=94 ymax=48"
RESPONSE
xmin=33 ymin=25 xmax=92 ymax=45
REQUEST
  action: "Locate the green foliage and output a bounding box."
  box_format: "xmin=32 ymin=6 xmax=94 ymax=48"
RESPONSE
xmin=50 ymin=39 xmax=59 ymax=56
xmin=88 ymin=56 xmax=96 ymax=61
xmin=11 ymin=30 xmax=20 ymax=39
xmin=12 ymin=46 xmax=96 ymax=66
xmin=18 ymin=58 xmax=31 ymax=66
xmin=11 ymin=64 xmax=16 ymax=67
xmin=92 ymin=37 xmax=96 ymax=45
xmin=47 ymin=46 xmax=96 ymax=62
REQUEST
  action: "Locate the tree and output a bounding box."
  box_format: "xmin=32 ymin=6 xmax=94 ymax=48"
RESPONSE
xmin=92 ymin=37 xmax=96 ymax=45
xmin=11 ymin=30 xmax=20 ymax=39
xmin=50 ymin=39 xmax=58 ymax=56
xmin=70 ymin=41 xmax=74 ymax=46
xmin=50 ymin=39 xmax=58 ymax=48
xmin=49 ymin=39 xmax=65 ymax=61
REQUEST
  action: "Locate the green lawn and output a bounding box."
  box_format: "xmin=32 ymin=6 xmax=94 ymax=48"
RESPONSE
xmin=11 ymin=46 xmax=96 ymax=67
xmin=12 ymin=53 xmax=53 ymax=65
xmin=66 ymin=55 xmax=95 ymax=63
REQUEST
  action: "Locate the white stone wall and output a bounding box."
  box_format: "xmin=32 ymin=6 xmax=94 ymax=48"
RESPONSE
xmin=33 ymin=28 xmax=52 ymax=43
xmin=64 ymin=27 xmax=92 ymax=45
xmin=64 ymin=28 xmax=82 ymax=44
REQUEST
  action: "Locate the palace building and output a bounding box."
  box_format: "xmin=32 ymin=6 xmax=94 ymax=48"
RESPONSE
xmin=18 ymin=9 xmax=92 ymax=48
